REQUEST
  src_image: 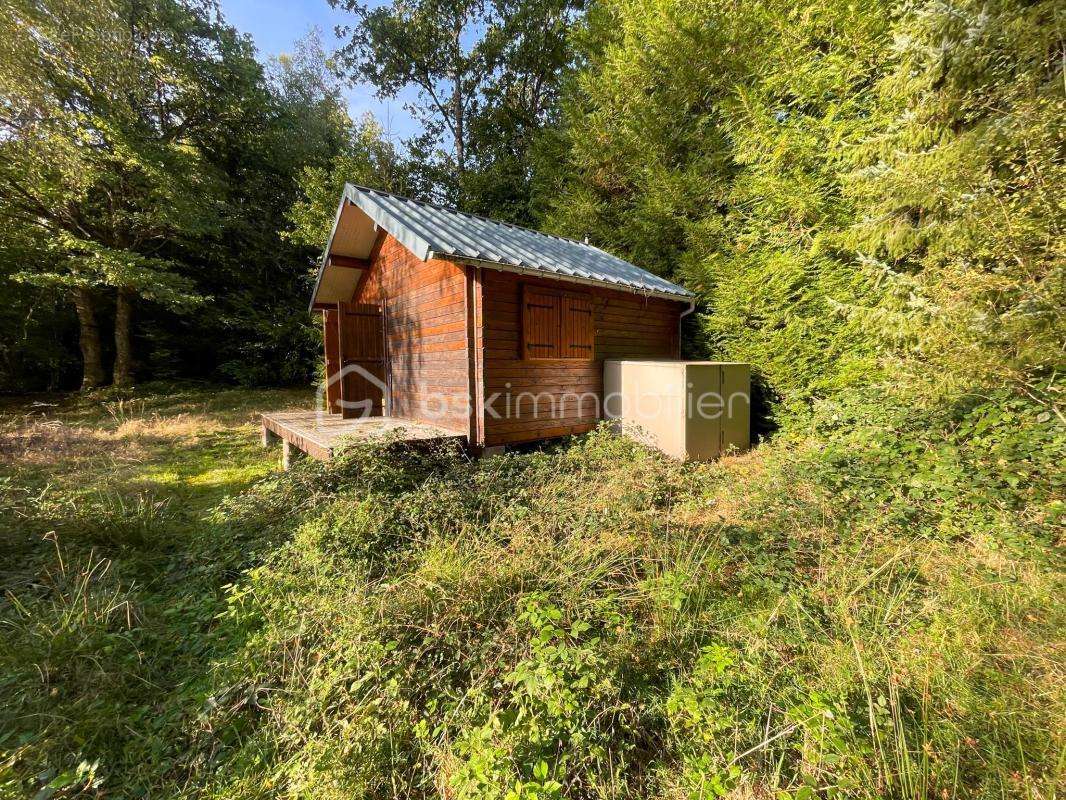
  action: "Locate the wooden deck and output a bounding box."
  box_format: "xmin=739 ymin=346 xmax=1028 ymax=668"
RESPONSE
xmin=261 ymin=410 xmax=465 ymax=466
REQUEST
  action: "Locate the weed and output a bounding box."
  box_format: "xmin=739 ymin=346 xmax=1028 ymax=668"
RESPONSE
xmin=0 ymin=384 xmax=1061 ymax=798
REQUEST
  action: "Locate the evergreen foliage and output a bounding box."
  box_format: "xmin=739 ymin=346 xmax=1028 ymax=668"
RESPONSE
xmin=541 ymin=0 xmax=1064 ymax=407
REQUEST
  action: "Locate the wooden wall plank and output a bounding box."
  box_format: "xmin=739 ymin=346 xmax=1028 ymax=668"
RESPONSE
xmin=351 ymin=233 xmax=470 ymax=434
xmin=479 ymin=269 xmax=684 ymax=447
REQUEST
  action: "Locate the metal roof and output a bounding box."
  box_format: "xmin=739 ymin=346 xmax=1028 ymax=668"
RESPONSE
xmin=332 ymin=184 xmax=692 ymax=300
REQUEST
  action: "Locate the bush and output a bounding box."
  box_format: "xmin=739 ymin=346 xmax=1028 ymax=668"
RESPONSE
xmin=195 ymin=413 xmax=1061 ymax=799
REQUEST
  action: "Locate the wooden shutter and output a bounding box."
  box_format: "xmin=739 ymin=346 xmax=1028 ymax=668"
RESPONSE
xmin=562 ymin=295 xmax=594 ymax=358
xmin=523 ymin=288 xmax=561 ymax=359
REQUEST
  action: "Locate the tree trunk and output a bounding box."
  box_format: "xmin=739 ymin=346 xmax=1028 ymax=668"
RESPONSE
xmin=73 ymin=286 xmax=106 ymax=390
xmin=453 ymin=81 xmax=464 ymax=175
xmin=113 ymin=286 xmax=134 ymax=387
xmin=452 ymin=20 xmax=465 ymax=177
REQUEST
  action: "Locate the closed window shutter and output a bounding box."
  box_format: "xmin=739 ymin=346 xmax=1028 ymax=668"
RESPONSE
xmin=523 ymin=289 xmax=561 ymax=358
xmin=523 ymin=285 xmax=595 ymax=360
xmin=562 ymin=296 xmax=594 ymax=358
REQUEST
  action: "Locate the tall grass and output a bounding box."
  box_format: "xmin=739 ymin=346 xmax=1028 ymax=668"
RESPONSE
xmin=195 ymin=407 xmax=1061 ymax=800
xmin=1 ymin=385 xmax=1061 ymax=798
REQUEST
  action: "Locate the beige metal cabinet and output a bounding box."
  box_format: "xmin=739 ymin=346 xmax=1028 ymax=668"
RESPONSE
xmin=603 ymin=360 xmax=750 ymax=460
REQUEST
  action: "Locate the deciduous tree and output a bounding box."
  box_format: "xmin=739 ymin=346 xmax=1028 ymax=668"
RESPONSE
xmin=0 ymin=0 xmax=248 ymax=387
xmin=331 ymin=0 xmax=581 ymax=221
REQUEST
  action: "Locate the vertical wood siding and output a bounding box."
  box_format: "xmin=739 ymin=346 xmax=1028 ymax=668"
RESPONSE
xmin=337 ymin=301 xmax=385 ymax=418
xmin=322 ymin=308 xmax=341 ymax=414
xmin=480 ymin=269 xmax=684 ymax=447
xmin=352 ymin=233 xmax=470 ymax=433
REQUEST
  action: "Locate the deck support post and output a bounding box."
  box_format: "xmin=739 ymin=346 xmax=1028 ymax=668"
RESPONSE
xmin=262 ymin=423 xmax=280 ymax=448
xmin=282 ymin=440 xmax=305 ymax=470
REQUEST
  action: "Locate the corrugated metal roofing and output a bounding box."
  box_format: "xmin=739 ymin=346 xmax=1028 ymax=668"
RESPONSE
xmin=338 ymin=184 xmax=693 ymax=300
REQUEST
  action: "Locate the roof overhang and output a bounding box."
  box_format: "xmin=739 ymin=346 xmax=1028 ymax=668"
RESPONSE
xmin=441 ymin=255 xmax=694 ymax=303
xmin=308 ymin=189 xmax=379 ymax=311
xmin=310 ymin=183 xmax=694 ymax=310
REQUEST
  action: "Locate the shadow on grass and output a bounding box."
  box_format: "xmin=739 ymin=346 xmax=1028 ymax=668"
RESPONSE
xmin=0 ymin=386 xmax=307 ymax=797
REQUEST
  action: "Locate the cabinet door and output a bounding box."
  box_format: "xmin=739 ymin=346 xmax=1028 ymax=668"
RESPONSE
xmin=684 ymin=363 xmax=721 ymax=460
xmin=719 ymin=364 xmax=750 ymax=454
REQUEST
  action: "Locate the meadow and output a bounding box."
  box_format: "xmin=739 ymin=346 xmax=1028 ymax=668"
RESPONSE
xmin=1 ymin=383 xmax=1061 ymax=798
xmin=2 ymin=0 xmax=1062 ymax=795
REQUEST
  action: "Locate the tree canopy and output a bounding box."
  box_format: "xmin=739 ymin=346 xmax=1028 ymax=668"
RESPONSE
xmin=0 ymin=1 xmax=398 ymax=389
xmin=540 ymin=0 xmax=1064 ymax=408
xmin=331 ymin=0 xmax=582 ymax=222
xmin=0 ymin=0 xmax=1060 ymax=425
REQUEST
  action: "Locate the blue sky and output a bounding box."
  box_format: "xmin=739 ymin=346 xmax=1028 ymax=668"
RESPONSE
xmin=218 ymin=0 xmax=421 ymax=144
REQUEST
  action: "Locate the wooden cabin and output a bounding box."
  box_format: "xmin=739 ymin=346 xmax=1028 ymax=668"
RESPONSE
xmin=309 ymin=184 xmax=693 ymax=452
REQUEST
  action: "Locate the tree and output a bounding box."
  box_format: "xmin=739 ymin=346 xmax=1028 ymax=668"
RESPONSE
xmin=329 ymin=0 xmax=487 ymax=194
xmin=0 ymin=0 xmax=257 ymax=387
xmin=0 ymin=225 xmax=80 ymax=390
xmin=842 ymin=0 xmax=1065 ymax=396
xmin=541 ymin=0 xmax=895 ymax=402
xmin=0 ymin=5 xmax=450 ymax=393
xmin=463 ymin=0 xmax=582 ymax=224
xmin=543 ymin=0 xmax=1063 ymax=412
xmin=280 ymin=32 xmax=410 ymax=250
xmin=287 ymin=114 xmax=409 ymax=250
xmin=330 ymin=0 xmax=581 ymax=220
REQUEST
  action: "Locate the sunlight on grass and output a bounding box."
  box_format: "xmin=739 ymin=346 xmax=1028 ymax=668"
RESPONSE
xmin=185 ymin=463 xmax=274 ymax=488
xmin=1 ymin=386 xmax=1061 ymax=799
xmin=129 ymin=433 xmax=279 ymax=513
xmin=137 ymin=456 xmax=276 ymax=511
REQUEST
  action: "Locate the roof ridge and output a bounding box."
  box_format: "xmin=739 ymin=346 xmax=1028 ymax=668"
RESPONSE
xmin=347 ymin=183 xmax=608 ymax=253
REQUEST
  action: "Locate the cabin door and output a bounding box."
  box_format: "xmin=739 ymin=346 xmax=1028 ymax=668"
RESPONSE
xmin=336 ymin=301 xmax=386 ymax=419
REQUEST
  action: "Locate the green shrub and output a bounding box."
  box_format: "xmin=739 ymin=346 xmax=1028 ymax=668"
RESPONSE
xmin=1 ymin=385 xmax=1060 ymax=798
xmin=191 ymin=412 xmax=1061 ymax=799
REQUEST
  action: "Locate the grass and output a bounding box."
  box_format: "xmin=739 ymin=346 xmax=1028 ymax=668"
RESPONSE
xmin=0 ymin=383 xmax=1062 ymax=799
xmin=0 ymin=383 xmax=305 ymax=797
